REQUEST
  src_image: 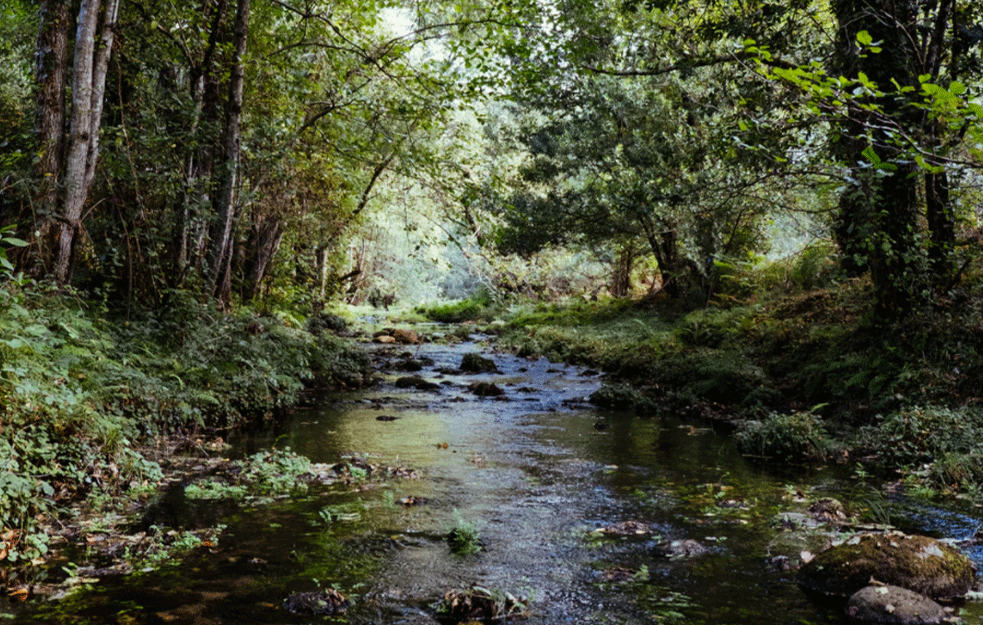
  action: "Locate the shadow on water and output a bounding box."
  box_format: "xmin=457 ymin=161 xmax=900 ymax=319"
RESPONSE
xmin=11 ymin=340 xmax=983 ymax=624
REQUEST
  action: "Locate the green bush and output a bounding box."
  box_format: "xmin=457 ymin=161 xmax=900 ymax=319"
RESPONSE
xmin=418 ymin=287 xmax=499 ymax=323
xmin=856 ymin=406 xmax=983 ymax=473
xmin=0 ymin=283 xmax=373 ymax=566
xmin=736 ymin=407 xmax=834 ymax=462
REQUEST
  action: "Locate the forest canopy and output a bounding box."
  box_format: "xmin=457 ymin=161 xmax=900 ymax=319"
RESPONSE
xmin=1 ymin=0 xmax=982 ymax=315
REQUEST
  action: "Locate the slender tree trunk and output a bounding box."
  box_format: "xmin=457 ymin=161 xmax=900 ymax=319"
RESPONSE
xmin=205 ymin=0 xmax=250 ymax=302
xmin=172 ymin=0 xmax=229 ymax=288
xmin=242 ymin=212 xmax=284 ymax=302
xmin=610 ymin=245 xmax=634 ymax=298
xmin=53 ymin=0 xmax=120 ymax=284
xmin=638 ymin=216 xmax=683 ymax=298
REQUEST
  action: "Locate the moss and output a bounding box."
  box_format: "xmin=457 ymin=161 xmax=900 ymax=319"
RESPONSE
xmin=460 ymin=353 xmax=499 ymax=373
xmin=797 ymin=532 xmax=975 ymax=600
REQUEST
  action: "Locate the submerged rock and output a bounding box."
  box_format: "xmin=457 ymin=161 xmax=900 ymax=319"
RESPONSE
xmin=283 ymin=589 xmax=350 ymax=615
xmin=797 ymin=532 xmax=975 ymax=601
xmin=846 ymin=585 xmax=945 ymax=624
xmin=469 ymin=381 xmax=504 ymax=397
xmin=395 ymin=376 xmax=441 ymax=391
xmin=594 ymin=520 xmax=655 ymax=536
xmin=653 ymin=539 xmax=708 ymax=559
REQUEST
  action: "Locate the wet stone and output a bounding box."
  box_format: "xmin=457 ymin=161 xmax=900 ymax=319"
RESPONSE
xmin=395 ymin=376 xmax=441 ymax=391
xmin=469 ymin=381 xmax=504 ymax=397
xmin=594 ymin=520 xmax=655 ymax=536
xmin=460 ymin=352 xmax=500 ymax=373
xmin=846 ymin=585 xmax=946 ymax=625
xmin=653 ymin=539 xmax=708 ymax=559
xmin=283 ymin=589 xmax=350 ymax=616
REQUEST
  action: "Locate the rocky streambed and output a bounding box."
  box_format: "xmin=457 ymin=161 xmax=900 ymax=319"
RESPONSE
xmin=5 ymin=330 xmax=983 ymax=624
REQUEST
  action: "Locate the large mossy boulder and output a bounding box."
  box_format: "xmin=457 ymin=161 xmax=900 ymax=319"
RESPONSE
xmin=797 ymin=532 xmax=975 ymax=601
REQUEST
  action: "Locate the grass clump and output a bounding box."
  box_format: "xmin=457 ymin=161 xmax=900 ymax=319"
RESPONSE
xmin=434 ymin=585 xmax=531 ymax=623
xmin=418 ymin=288 xmax=500 ymax=323
xmin=446 ymin=512 xmax=483 ymax=555
xmin=854 ymin=406 xmax=983 ymax=493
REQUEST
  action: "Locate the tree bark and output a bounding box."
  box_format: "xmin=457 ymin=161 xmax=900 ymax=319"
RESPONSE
xmin=241 ymin=212 xmax=284 ymax=302
xmin=25 ymin=0 xmax=71 ymax=275
xmin=832 ymin=0 xmax=922 ymax=315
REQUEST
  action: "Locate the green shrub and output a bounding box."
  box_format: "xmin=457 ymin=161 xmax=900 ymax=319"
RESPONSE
xmin=418 ymin=287 xmax=499 ymax=323
xmin=736 ymin=407 xmax=834 ymax=462
xmin=446 ymin=512 xmax=483 ymax=555
xmin=0 ymin=283 xmax=372 ymax=566
xmin=653 ymin=349 xmax=772 ymax=407
xmin=856 ymin=406 xmax=983 ymax=473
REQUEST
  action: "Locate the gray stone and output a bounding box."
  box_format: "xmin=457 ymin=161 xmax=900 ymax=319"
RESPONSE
xmin=846 ymin=585 xmax=945 ymax=624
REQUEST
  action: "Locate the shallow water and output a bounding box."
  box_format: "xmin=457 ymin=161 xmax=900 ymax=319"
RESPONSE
xmin=9 ymin=339 xmax=983 ymax=624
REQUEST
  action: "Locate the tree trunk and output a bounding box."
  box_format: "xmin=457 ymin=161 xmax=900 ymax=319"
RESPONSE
xmin=926 ymin=167 xmax=954 ymax=281
xmin=26 ymin=0 xmax=71 ymax=276
xmin=52 ymin=0 xmax=120 ymax=284
xmin=241 ymin=212 xmax=285 ymax=302
xmin=205 ymin=0 xmax=250 ymax=302
xmin=832 ymin=0 xmax=923 ymax=315
xmin=639 ymin=216 xmax=683 ymax=299
xmin=171 ymin=0 xmax=229 ymax=288
xmin=610 ymin=245 xmax=634 ymax=298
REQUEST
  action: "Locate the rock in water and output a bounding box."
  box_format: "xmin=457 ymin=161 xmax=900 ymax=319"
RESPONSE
xmin=283 ymin=589 xmax=350 ymax=615
xmin=797 ymin=532 xmax=975 ymax=601
xmin=391 ymin=329 xmax=419 ymax=344
xmin=846 ymin=585 xmax=945 ymax=624
xmin=460 ymin=352 xmax=499 ymax=373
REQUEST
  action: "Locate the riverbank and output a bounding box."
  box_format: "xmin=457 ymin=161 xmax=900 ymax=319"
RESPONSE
xmin=0 ymin=285 xmax=375 ymax=593
xmin=418 ymin=280 xmax=983 ymax=501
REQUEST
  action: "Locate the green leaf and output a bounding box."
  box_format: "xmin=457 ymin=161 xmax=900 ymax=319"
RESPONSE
xmin=949 ymin=81 xmax=966 ymax=96
xmin=861 ymin=145 xmax=881 ymax=165
xmin=856 ymin=30 xmax=873 ymax=46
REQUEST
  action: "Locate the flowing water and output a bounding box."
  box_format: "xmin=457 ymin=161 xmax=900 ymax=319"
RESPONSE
xmin=9 ymin=338 xmax=983 ymax=624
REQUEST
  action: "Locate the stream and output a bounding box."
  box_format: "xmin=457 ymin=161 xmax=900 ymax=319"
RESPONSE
xmin=10 ymin=334 xmax=983 ymax=624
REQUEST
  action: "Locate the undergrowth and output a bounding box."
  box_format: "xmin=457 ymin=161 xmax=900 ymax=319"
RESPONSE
xmin=0 ymin=281 xmax=371 ymax=572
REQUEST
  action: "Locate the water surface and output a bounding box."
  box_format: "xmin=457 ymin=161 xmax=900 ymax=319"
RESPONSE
xmin=11 ymin=339 xmax=983 ymax=624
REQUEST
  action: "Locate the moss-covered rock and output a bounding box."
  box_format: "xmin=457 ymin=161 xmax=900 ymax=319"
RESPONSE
xmin=460 ymin=352 xmax=499 ymax=373
xmin=797 ymin=532 xmax=975 ymax=601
